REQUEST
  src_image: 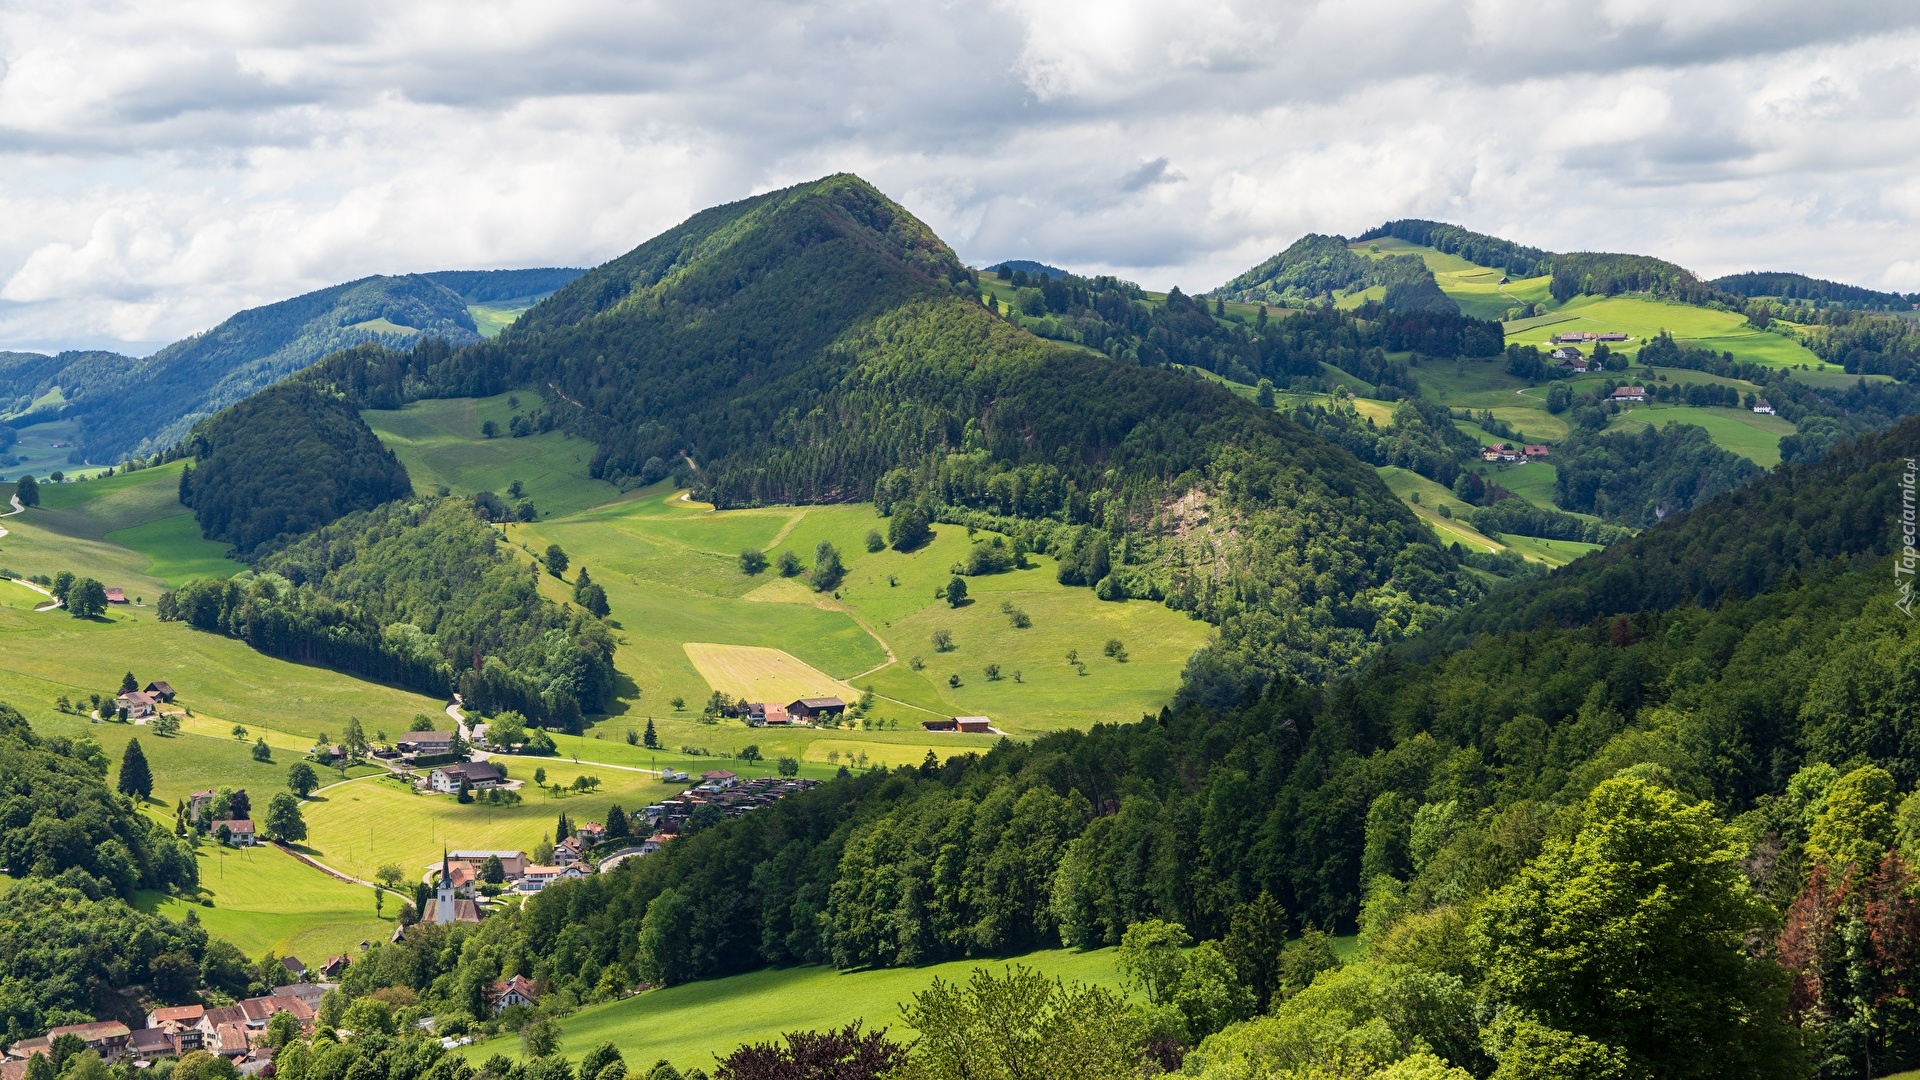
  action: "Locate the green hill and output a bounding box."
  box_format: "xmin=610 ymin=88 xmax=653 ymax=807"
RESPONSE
xmin=0 ymin=268 xmax=582 ymax=464
xmin=1211 ymin=233 xmax=1460 ymax=313
xmin=269 ymin=174 xmax=1483 ymax=689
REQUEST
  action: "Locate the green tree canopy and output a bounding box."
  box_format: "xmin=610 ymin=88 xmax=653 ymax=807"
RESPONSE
xmin=117 ymin=738 xmax=153 ymax=800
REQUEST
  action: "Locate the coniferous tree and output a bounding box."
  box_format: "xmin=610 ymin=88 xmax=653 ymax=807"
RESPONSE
xmin=119 ymin=672 xmax=139 ymax=696
xmin=606 ymin=805 xmax=630 ymax=839
xmin=117 ymin=738 xmax=154 ymax=800
xmin=643 ymin=717 xmax=658 ymax=749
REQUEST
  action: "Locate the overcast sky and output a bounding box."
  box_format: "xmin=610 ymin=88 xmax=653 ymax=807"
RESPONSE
xmin=4 ymin=0 xmax=1920 ymax=355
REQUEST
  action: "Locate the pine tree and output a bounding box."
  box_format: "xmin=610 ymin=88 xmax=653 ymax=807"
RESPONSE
xmin=607 ymin=804 xmax=630 ymax=839
xmin=643 ymin=717 xmax=658 ymax=749
xmin=556 ymin=812 xmax=572 ymax=841
xmin=119 ymin=671 xmax=139 ymax=695
xmin=118 ymin=738 xmax=153 ymax=800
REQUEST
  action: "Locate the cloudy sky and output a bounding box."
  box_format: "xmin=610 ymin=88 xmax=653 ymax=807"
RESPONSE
xmin=4 ymin=0 xmax=1920 ymax=355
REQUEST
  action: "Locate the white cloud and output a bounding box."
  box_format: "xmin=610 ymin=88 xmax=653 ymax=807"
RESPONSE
xmin=1 ymin=0 xmax=1919 ymax=353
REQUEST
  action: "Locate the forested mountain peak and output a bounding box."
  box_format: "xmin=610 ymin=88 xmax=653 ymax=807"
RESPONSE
xmin=1210 ymin=233 xmax=1459 ymax=314
xmin=509 ymin=173 xmax=966 ymax=338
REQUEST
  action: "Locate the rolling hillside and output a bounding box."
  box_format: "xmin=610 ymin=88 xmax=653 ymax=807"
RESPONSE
xmin=0 ymin=267 xmax=582 ymax=464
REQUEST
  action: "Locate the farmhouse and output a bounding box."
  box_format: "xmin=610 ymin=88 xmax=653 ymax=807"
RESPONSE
xmin=747 ymin=702 xmax=791 ymax=726
xmin=1524 ymin=445 xmax=1550 ymax=460
xmin=786 ymin=696 xmax=846 ymax=721
xmin=1597 ymin=332 xmax=1630 ymax=342
xmin=1753 ymin=398 xmax=1776 ymax=414
xmin=321 ymin=955 xmax=351 ymax=979
xmin=489 ymin=975 xmax=540 ymax=1013
xmin=48 ymin=1021 xmax=133 ymax=1060
xmin=1482 ymin=444 xmax=1522 ymax=463
xmin=1549 ymin=346 xmax=1582 ymax=361
xmin=450 ymin=850 xmax=529 ymax=878
xmin=213 ymin=819 xmax=257 ymax=846
xmin=516 ymin=864 xmax=587 ymax=893
xmin=143 ymin=680 xmax=176 ymax=701
xmin=1553 ymin=331 xmax=1597 ymax=344
xmin=105 ymin=588 xmax=128 ymax=604
xmin=429 ymin=761 xmax=502 ymax=793
xmin=116 ymin=691 xmax=157 ymax=719
xmin=398 ymin=730 xmax=458 ymax=764
xmin=1610 ymin=386 xmax=1648 ymax=403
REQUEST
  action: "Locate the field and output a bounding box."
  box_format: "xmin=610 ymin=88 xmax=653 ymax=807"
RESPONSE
xmin=1352 ymin=237 xmax=1552 ymax=321
xmin=363 ymin=395 xmax=621 ymax=519
xmin=2 ymin=416 xmax=113 ymax=480
xmin=1607 ymin=404 xmax=1798 ymax=467
xmin=2 ymin=463 xmax=240 ymax=588
xmin=1501 ymin=294 xmax=1825 ymax=371
xmin=301 ymin=765 xmax=687 ymax=883
xmin=136 ymin=842 xmax=391 ymax=961
xmin=684 ymin=643 xmax=856 ymax=703
xmin=460 ymin=948 xmax=1132 ymax=1071
xmin=1494 ymin=533 xmax=1603 ymax=568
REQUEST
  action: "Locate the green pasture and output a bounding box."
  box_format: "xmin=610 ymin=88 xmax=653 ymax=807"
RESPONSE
xmin=363 ymin=395 xmax=621 ymax=519
xmin=2 ymin=416 xmax=111 ymax=479
xmin=137 ymin=842 xmax=391 ymax=962
xmin=516 ymin=489 xmax=1208 ymax=739
xmin=1374 ymin=468 xmax=1508 ymax=557
xmin=28 ymin=459 xmax=194 ymax=539
xmin=1607 ymin=405 xmax=1796 ymax=467
xmin=301 ymin=764 xmax=681 ymax=882
xmin=1493 ymin=533 xmax=1603 ymax=568
xmin=1348 ymin=238 xmax=1552 ymax=321
xmin=104 ymin=514 xmax=243 ymax=586
xmin=1471 ymin=462 xmax=1570 ymax=514
xmin=467 ymin=303 xmax=534 ymax=338
xmin=461 ymin=948 xmax=1132 ymax=1071
xmin=1 ymin=464 xmax=238 ymax=588
xmin=0 ymin=593 xmax=446 ymax=748
xmin=1503 ymin=295 xmax=1825 ymax=371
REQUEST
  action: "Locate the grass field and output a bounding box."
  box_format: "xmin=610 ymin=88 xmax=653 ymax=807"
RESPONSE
xmin=684 ymin=643 xmax=857 ymax=703
xmin=1494 ymin=533 xmax=1603 ymax=568
xmin=1 ymin=464 xmax=240 ymax=589
xmin=1 ymin=417 xmax=113 ymax=480
xmin=1351 ymin=238 xmax=1552 ymax=321
xmin=467 ymin=303 xmax=535 ymax=338
xmin=363 ymin=395 xmax=621 ymax=519
xmin=301 ymin=765 xmax=685 ymax=882
xmin=1608 ymin=404 xmax=1797 ymax=467
xmin=461 ymin=948 xmax=1132 ymax=1070
xmin=136 ymin=842 xmax=392 ymax=961
xmin=1502 ymin=294 xmax=1825 ymax=371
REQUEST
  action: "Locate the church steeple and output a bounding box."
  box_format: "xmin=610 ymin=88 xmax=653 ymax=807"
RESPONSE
xmin=436 ymin=847 xmax=456 ymax=924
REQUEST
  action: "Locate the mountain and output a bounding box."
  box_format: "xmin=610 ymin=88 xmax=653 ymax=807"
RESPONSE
xmin=1712 ymin=270 xmax=1916 ymax=310
xmin=200 ymin=173 xmax=1488 ymax=687
xmin=1356 ymin=219 xmax=1552 ymax=277
xmin=0 ymin=267 xmax=583 ymax=463
xmin=1209 ymin=234 xmax=1459 ymax=313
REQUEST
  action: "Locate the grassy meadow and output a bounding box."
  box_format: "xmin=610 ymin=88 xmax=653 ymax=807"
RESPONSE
xmin=363 ymin=395 xmax=621 ymax=519
xmin=136 ymin=842 xmax=392 ymax=962
xmin=460 ymin=947 xmax=1133 ymax=1071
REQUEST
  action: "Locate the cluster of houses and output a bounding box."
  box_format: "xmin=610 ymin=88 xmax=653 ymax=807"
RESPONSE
xmin=1 ymin=983 xmax=330 ymax=1076
xmin=1552 ymin=331 xmax=1629 ymax=344
xmin=1482 ymin=444 xmax=1550 ymax=464
xmin=745 ymin=696 xmax=847 ymax=726
xmin=641 ymin=772 xmax=821 ymax=834
xmin=113 ymin=680 xmax=176 ymax=721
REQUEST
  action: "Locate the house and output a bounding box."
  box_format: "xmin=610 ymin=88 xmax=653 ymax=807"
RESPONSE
xmin=144 ymin=680 xmax=177 ymax=702
xmin=516 ymin=865 xmax=587 ymax=893
xmin=1549 ymin=346 xmax=1582 ymax=361
xmin=1497 ymin=276 xmax=1510 ymax=284
xmin=188 ymin=789 xmax=217 ymax=823
xmin=449 ymin=850 xmax=529 ymax=878
xmin=955 ymin=717 xmax=993 ymax=734
xmin=128 ymin=1028 xmax=177 ymax=1060
xmin=104 ymin=587 xmax=128 ymax=604
xmin=429 ymin=761 xmax=503 ymax=794
xmin=922 ymin=718 xmax=957 ymax=732
xmin=398 ymin=730 xmax=456 ymax=754
xmin=489 ymin=975 xmax=540 ymax=1013
xmin=281 ymin=956 xmax=307 ymax=982
xmin=1481 ymin=444 xmax=1522 ymax=463
xmin=212 ymin=1023 xmax=250 ymax=1058
xmin=321 ymin=955 xmax=350 ymax=979
xmin=701 ymin=769 xmax=738 ymax=788
xmin=213 ymin=819 xmax=257 ymax=846
xmin=1524 ymin=445 xmax=1551 ymax=460
xmin=147 ymin=1005 xmax=206 ymax=1030
xmin=1609 ymin=386 xmax=1648 ymax=403
xmin=786 ymin=696 xmax=846 ymax=721
xmin=553 ymin=836 xmax=586 ymax=865
xmin=747 ymin=702 xmax=791 ymax=726
xmin=116 ymin=690 xmax=157 ymax=719
xmin=1753 ymin=398 xmax=1776 ymax=415
xmin=46 ymin=1021 xmax=133 ymax=1060
xmin=574 ymin=822 xmax=607 ymax=845
xmin=638 ymin=833 xmax=674 ymax=856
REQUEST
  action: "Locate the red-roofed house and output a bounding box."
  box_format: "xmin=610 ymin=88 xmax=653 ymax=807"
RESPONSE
xmin=489 ymin=975 xmax=540 ymax=1013
xmin=1610 ymin=386 xmax=1647 ymax=403
xmin=104 ymin=588 xmax=128 ymax=604
xmin=1524 ymin=445 xmax=1550 ymax=460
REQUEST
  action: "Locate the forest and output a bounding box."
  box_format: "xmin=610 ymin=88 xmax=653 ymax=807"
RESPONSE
xmin=160 ymin=497 xmax=615 ymax=726
xmin=1209 ymin=234 xmax=1460 ymax=313
xmin=294 ymin=413 xmax=1920 ymax=1080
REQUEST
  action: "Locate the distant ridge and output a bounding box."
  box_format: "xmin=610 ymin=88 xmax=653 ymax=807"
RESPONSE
xmin=984 ymin=259 xmax=1072 ymax=280
xmin=0 ymin=267 xmax=583 ymax=462
xmin=1711 ymin=271 xmax=1916 ymax=310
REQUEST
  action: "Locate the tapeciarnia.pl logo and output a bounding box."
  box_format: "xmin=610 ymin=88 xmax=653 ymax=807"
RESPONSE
xmin=1899 ymin=457 xmax=1917 ymax=617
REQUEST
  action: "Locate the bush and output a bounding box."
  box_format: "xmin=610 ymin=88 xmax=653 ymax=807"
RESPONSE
xmin=777 ymin=550 xmax=803 ymax=577
xmin=740 ymin=549 xmax=768 ymax=575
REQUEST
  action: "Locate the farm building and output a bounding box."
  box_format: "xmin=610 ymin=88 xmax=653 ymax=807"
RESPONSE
xmin=1549 ymin=346 xmax=1582 ymax=361
xmin=143 ymin=680 xmax=176 ymax=701
xmin=748 ymin=702 xmax=792 ymax=726
xmin=1524 ymin=445 xmax=1550 ymax=459
xmin=1610 ymin=386 xmax=1648 ymax=402
xmin=787 ymin=696 xmax=846 ymax=721
xmin=115 ymin=691 xmax=156 ymax=719
xmin=429 ymin=761 xmax=502 ymax=793
xmin=955 ymin=717 xmax=993 ymax=734
xmin=105 ymin=588 xmax=128 ymax=604
xmin=1482 ymin=444 xmax=1522 ymax=463
xmin=922 ymin=718 xmax=957 ymax=731
xmin=1597 ymin=332 xmax=1629 ymax=342
xmin=1753 ymin=398 xmax=1776 ymax=414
